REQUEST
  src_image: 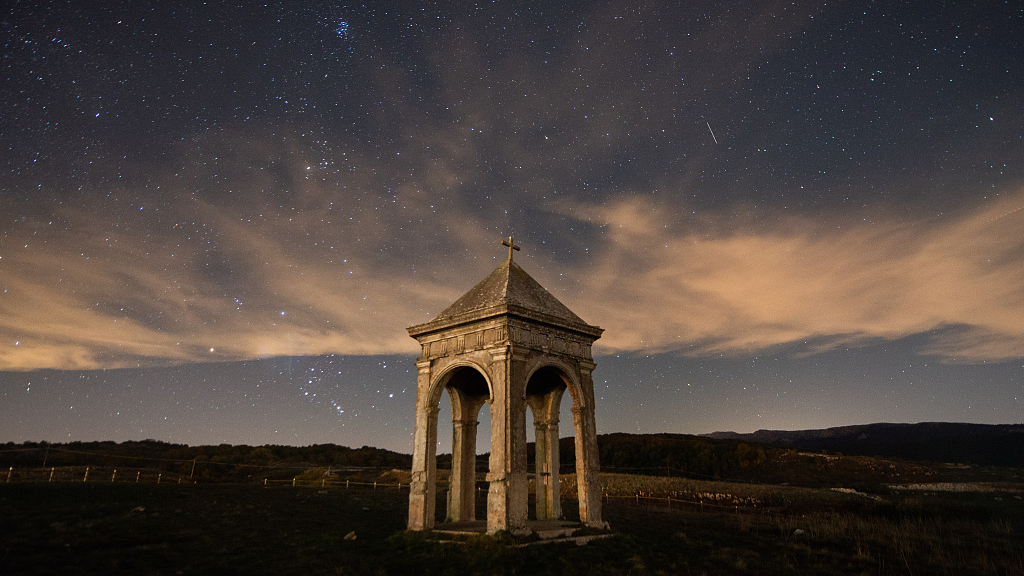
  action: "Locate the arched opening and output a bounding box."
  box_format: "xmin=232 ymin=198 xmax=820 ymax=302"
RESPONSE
xmin=525 ymin=364 xmax=575 ymax=521
xmin=427 ymin=365 xmax=491 ymax=525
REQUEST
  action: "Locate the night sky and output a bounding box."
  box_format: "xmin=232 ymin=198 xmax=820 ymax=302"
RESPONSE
xmin=2 ymin=1 xmax=1022 ymax=453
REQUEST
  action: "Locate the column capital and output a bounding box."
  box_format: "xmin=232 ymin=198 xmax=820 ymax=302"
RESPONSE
xmin=491 ymin=346 xmax=529 ymax=362
xmin=533 ymin=417 xmax=559 ymax=429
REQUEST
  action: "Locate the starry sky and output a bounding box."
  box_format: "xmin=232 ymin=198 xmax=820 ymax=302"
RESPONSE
xmin=2 ymin=1 xmax=1022 ymax=453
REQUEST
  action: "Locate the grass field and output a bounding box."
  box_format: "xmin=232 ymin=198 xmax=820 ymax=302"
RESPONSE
xmin=2 ymin=479 xmax=1023 ymax=575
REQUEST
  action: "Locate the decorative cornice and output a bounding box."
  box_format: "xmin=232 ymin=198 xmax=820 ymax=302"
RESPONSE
xmin=408 ymin=302 xmax=603 ymax=341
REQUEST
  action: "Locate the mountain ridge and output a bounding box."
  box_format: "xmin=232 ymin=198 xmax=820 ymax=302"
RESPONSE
xmin=703 ymin=422 xmax=1024 ymax=467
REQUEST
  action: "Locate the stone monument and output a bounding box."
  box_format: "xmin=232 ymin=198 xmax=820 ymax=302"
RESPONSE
xmin=406 ymin=238 xmax=605 ymax=534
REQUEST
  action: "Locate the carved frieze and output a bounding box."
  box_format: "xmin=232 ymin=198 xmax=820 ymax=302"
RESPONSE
xmin=420 ymin=320 xmax=591 ymax=361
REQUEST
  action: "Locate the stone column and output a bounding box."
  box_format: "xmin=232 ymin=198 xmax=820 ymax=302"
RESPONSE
xmin=486 ymin=347 xmax=529 ymax=534
xmin=533 ymin=420 xmax=550 ymax=519
xmin=573 ymin=360 xmax=603 ymax=528
xmin=533 ymin=417 xmax=561 ymax=519
xmin=448 ymin=418 xmax=479 ymax=522
xmin=544 ymin=417 xmax=562 ymax=519
xmin=408 ymin=397 xmax=438 ymax=531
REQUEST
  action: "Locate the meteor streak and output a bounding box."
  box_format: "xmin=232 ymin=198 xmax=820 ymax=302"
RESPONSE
xmin=706 ymin=121 xmax=719 ymax=145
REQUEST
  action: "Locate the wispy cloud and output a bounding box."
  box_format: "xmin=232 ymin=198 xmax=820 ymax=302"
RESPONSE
xmin=3 ymin=172 xmax=1021 ymax=370
xmin=567 ymin=191 xmax=1024 ymax=363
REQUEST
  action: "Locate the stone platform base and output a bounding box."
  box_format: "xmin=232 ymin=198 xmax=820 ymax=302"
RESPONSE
xmin=430 ymin=519 xmax=614 ymax=546
xmin=432 ymin=519 xmax=574 ymax=537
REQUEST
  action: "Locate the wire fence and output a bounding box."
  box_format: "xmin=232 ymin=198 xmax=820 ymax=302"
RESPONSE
xmin=2 ymin=464 xmax=765 ymax=515
xmin=3 ymin=468 xmax=832 ymax=533
xmin=1 ymin=463 xmax=410 ymax=486
xmin=1 ymin=444 xmax=802 ymax=521
xmin=3 ymin=445 xmax=773 ymax=487
xmin=263 ymin=476 xmax=410 ymax=490
xmin=0 ymin=445 xmax=408 ymax=475
xmin=4 ymin=465 xmax=191 ymax=485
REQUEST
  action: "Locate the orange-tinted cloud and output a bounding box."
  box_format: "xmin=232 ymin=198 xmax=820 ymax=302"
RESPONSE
xmin=3 ymin=177 xmax=1021 ymax=370
xmin=566 ymin=190 xmax=1024 ymax=363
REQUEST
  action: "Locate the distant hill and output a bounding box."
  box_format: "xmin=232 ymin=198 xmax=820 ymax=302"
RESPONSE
xmin=566 ymin=432 xmax=778 ymax=482
xmin=704 ymin=422 xmax=1024 ymax=467
xmin=551 ymin=431 xmax=1022 ymax=488
xmin=0 ymin=440 xmax=412 ymax=483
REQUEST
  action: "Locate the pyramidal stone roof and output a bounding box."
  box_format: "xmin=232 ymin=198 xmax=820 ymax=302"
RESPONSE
xmin=408 ymin=260 xmax=602 ymax=337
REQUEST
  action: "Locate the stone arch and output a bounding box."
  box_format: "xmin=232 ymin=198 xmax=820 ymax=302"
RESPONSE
xmin=427 ymin=360 xmax=494 ymax=419
xmin=523 ymin=360 xmax=601 ymax=522
xmin=418 ymin=362 xmax=492 ymax=525
xmin=524 ymin=363 xmax=568 ymax=520
xmin=524 ymin=357 xmax=585 ymax=408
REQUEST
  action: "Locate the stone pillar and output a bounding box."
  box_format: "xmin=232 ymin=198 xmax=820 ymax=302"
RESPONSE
xmin=408 ymin=396 xmax=438 ymax=531
xmin=533 ymin=418 xmax=561 ymax=519
xmin=533 ymin=420 xmax=550 ymax=519
xmin=573 ymin=360 xmax=603 ymax=528
xmin=486 ymin=348 xmax=529 ymax=534
xmin=545 ymin=417 xmax=562 ymax=519
xmin=448 ymin=418 xmax=479 ymax=522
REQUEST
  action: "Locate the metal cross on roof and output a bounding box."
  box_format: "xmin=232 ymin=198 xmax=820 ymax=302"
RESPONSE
xmin=501 ymin=236 xmax=521 ymax=261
